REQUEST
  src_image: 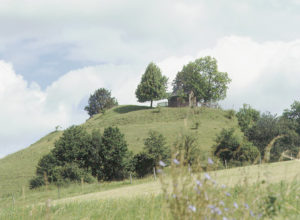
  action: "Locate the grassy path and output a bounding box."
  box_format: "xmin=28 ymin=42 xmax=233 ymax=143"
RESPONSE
xmin=51 ymin=160 xmax=300 ymax=206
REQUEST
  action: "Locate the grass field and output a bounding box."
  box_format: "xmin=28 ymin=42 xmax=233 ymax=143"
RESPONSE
xmin=0 ymin=105 xmax=239 ymax=194
xmin=1 ymin=105 xmax=299 ymax=219
xmin=0 ymin=160 xmax=299 ymax=219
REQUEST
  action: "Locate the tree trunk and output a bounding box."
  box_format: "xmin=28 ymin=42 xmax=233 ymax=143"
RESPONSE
xmin=150 ymin=100 xmax=153 ymax=108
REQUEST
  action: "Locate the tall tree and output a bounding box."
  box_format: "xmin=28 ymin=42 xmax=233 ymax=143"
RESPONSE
xmin=85 ymin=88 xmax=118 ymax=117
xmin=173 ymin=56 xmax=231 ymax=104
xmin=135 ymin=62 xmax=168 ymax=107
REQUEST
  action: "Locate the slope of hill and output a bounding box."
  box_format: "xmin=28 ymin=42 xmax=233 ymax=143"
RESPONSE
xmin=0 ymin=105 xmax=239 ymax=193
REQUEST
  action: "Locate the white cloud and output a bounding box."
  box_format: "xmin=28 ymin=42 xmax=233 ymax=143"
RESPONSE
xmin=158 ymin=36 xmax=300 ymax=114
xmin=0 ymin=60 xmax=142 ymax=157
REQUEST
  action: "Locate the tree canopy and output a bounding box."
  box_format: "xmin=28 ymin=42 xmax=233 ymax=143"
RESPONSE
xmin=30 ymin=125 xmax=131 ymax=188
xmin=85 ymin=88 xmax=118 ymax=117
xmin=173 ymin=56 xmax=231 ymax=104
xmin=135 ymin=62 xmax=168 ymax=107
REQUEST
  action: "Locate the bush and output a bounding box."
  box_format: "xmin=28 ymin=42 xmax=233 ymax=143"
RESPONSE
xmin=133 ymin=152 xmax=154 ymax=177
xmin=214 ymin=128 xmax=242 ymax=163
xmin=176 ymin=133 xmax=201 ymax=166
xmin=234 ymin=142 xmax=260 ymax=164
xmin=236 ymin=104 xmax=260 ymax=132
xmin=29 ymin=176 xmax=44 ymax=189
xmin=226 ymin=109 xmax=236 ymax=119
xmin=144 ymin=130 xmax=170 ymax=166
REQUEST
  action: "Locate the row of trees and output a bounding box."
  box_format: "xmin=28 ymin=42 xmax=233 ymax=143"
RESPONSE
xmin=214 ymin=101 xmax=300 ymax=166
xmin=30 ymin=126 xmax=171 ymax=188
xmin=135 ymin=56 xmax=231 ymax=107
xmin=84 ymin=56 xmax=232 ymax=117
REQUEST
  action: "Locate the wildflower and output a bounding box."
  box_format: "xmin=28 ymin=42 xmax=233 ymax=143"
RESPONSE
xmin=219 ymin=201 xmax=225 ymax=206
xmin=208 ymin=204 xmax=215 ymax=209
xmin=223 ymin=217 xmax=228 ymax=220
xmin=173 ymin=158 xmax=180 ymax=165
xmin=233 ymin=202 xmax=238 ymax=209
xmin=221 ymin=184 xmax=226 ymax=189
xmin=214 ymin=207 xmax=222 ymax=215
xmin=196 ymin=180 xmax=202 ymax=187
xmin=208 ymin=157 xmax=214 ymax=165
xmin=204 ymin=173 xmax=211 ymax=180
xmin=172 ymin=194 xmax=177 ymax=198
xmin=224 ymin=208 xmax=229 ymax=212
xmin=249 ymin=210 xmax=255 ymax=217
xmin=225 ymin=192 xmax=231 ymax=197
xmin=244 ymin=203 xmax=249 ymax=209
xmin=194 ymin=187 xmax=201 ymax=195
xmin=212 ymin=179 xmax=217 ymax=185
xmin=188 ymin=205 xmax=196 ymax=213
xmin=159 ymin=160 xmax=166 ymax=167
xmin=157 ymin=169 xmax=163 ymax=173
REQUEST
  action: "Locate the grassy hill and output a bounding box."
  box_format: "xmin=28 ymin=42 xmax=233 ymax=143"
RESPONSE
xmin=0 ymin=105 xmax=239 ymax=194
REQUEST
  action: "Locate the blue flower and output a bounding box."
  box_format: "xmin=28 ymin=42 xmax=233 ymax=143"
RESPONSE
xmin=159 ymin=161 xmax=166 ymax=167
xmin=188 ymin=205 xmax=196 ymax=212
xmin=196 ymin=180 xmax=202 ymax=187
xmin=233 ymin=202 xmax=238 ymax=209
xmin=173 ymin=158 xmax=180 ymax=165
xmin=204 ymin=173 xmax=211 ymax=180
xmin=208 ymin=157 xmax=214 ymax=165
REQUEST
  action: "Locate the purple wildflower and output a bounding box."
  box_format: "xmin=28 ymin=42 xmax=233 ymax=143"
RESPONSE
xmin=208 ymin=204 xmax=216 ymax=209
xmin=196 ymin=180 xmax=202 ymax=187
xmin=225 ymin=192 xmax=231 ymax=197
xmin=219 ymin=201 xmax=225 ymax=206
xmin=214 ymin=207 xmax=222 ymax=215
xmin=188 ymin=205 xmax=196 ymax=212
xmin=244 ymin=203 xmax=249 ymax=209
xmin=249 ymin=210 xmax=255 ymax=217
xmin=204 ymin=173 xmax=211 ymax=180
xmin=208 ymin=157 xmax=214 ymax=165
xmin=173 ymin=158 xmax=180 ymax=165
xmin=159 ymin=160 xmax=166 ymax=167
xmin=233 ymin=202 xmax=238 ymax=209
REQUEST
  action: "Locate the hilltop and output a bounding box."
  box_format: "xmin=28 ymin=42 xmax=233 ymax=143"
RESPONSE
xmin=0 ymin=105 xmax=239 ymax=193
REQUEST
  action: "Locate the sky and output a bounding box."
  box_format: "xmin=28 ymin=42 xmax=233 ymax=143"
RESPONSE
xmin=1 ymin=0 xmax=300 ymax=157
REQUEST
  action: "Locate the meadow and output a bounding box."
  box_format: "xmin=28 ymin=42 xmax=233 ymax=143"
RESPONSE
xmin=0 ymin=105 xmax=238 ymax=194
xmin=0 ymin=160 xmax=299 ymax=219
xmin=0 ymin=105 xmax=299 ymax=219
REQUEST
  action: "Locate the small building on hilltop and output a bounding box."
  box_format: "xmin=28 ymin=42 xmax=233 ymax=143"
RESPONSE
xmin=168 ymin=91 xmax=197 ymax=108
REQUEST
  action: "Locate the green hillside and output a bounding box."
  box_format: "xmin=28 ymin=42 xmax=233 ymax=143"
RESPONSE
xmin=0 ymin=105 xmax=239 ymax=194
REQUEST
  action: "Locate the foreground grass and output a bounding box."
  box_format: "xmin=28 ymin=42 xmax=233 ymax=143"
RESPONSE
xmin=1 ymin=160 xmax=299 ymax=219
xmin=2 ymin=179 xmax=299 ymax=219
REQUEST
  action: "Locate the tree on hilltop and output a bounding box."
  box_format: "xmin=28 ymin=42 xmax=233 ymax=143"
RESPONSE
xmin=85 ymin=88 xmax=118 ymax=117
xmin=173 ymin=56 xmax=231 ymax=104
xmin=135 ymin=62 xmax=168 ymax=108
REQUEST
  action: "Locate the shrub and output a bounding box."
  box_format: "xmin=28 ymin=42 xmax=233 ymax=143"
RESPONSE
xmin=132 ymin=152 xmax=154 ymax=177
xmin=226 ymin=109 xmax=236 ymax=119
xmin=234 ymin=142 xmax=260 ymax=164
xmin=214 ymin=128 xmax=242 ymax=163
xmin=144 ymin=130 xmax=170 ymax=166
xmin=176 ymin=133 xmax=201 ymax=166
xmin=29 ymin=176 xmax=44 ymax=189
xmin=236 ymin=104 xmax=260 ymax=132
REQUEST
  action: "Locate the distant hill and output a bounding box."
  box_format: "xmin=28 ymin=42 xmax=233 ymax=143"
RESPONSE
xmin=0 ymin=105 xmax=239 ymax=193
